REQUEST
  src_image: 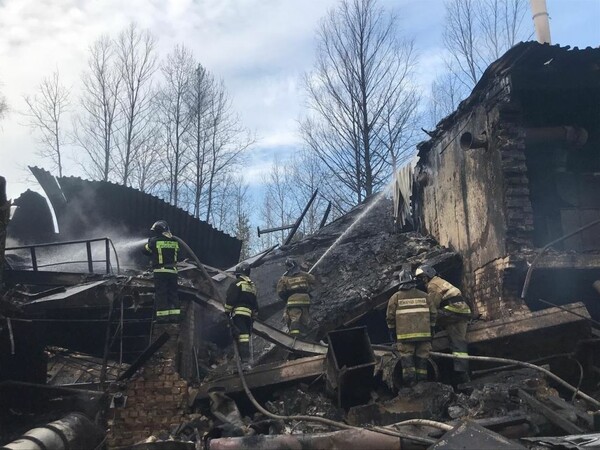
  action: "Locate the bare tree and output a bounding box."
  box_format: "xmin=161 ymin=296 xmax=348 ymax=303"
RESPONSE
xmin=0 ymin=86 xmax=7 ymax=120
xmin=186 ymin=64 xmax=213 ymax=218
xmin=157 ymin=44 xmax=195 ymax=207
xmin=131 ymin=129 xmax=163 ymax=194
xmin=23 ymin=71 xmax=71 ymax=177
xmin=431 ymin=0 xmax=531 ymax=124
xmin=261 ymin=156 xmax=296 ymax=243
xmin=289 ymin=149 xmax=330 ymax=234
xmin=204 ymin=80 xmax=254 ymax=223
xmin=114 ymin=23 xmax=158 ymax=186
xmin=301 ymin=0 xmax=420 ymax=209
xmin=428 ymin=72 xmax=466 ymax=127
xmin=74 ymin=36 xmax=121 ymax=181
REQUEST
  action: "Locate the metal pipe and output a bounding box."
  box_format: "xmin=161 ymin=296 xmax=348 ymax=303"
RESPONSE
xmin=0 ymin=413 xmax=104 ymax=450
xmin=530 ymin=0 xmax=551 ymax=44
xmin=209 ymin=429 xmax=402 ymax=450
xmin=521 ymin=218 xmax=600 ymax=298
xmin=86 ymin=241 xmax=93 ymax=273
xmin=284 ymin=189 xmax=319 ymax=245
xmin=525 ymin=126 xmax=588 ymax=148
xmin=430 ymin=351 xmax=600 ymax=410
xmin=5 ymin=237 xmax=113 ymax=250
xmin=459 ymin=132 xmax=487 ymax=150
xmin=257 ymin=224 xmax=294 ymax=237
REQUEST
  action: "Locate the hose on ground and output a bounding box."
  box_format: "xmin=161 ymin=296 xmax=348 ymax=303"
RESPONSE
xmin=429 ymin=351 xmax=600 ymax=410
xmin=231 ymin=340 xmax=436 ymax=445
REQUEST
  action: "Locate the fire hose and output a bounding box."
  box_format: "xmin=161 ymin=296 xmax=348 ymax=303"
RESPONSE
xmin=429 ymin=351 xmax=600 ymax=410
xmin=172 ymin=236 xmax=442 ymax=445
xmin=230 ymin=339 xmax=439 ymax=445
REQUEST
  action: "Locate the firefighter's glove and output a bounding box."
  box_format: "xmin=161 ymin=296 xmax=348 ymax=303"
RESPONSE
xmin=388 ymin=328 xmax=396 ymax=343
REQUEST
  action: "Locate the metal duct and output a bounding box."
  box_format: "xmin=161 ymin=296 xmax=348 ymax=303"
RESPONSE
xmin=525 ymin=126 xmax=588 ymax=148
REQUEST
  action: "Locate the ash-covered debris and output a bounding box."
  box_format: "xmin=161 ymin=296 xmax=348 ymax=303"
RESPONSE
xmin=245 ymin=195 xmax=460 ymax=360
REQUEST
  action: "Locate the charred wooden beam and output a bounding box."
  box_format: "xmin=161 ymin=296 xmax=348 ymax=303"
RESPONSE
xmin=194 ymin=355 xmax=326 ymax=400
xmin=518 ymin=389 xmax=585 ymax=435
xmin=433 ymin=302 xmax=592 ymax=362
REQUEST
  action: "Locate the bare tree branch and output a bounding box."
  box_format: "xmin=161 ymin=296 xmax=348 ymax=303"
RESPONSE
xmin=23 ymin=70 xmax=71 ymax=177
xmin=74 ymin=35 xmax=121 ymax=181
xmin=301 ymin=0 xmax=420 ymax=209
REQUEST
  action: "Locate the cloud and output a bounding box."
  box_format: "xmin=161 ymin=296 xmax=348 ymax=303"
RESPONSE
xmin=1 ymin=0 xmax=598 ymax=202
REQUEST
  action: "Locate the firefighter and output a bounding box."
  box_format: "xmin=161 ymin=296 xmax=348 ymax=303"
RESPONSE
xmin=386 ymin=269 xmax=435 ymax=386
xmin=277 ymin=258 xmax=316 ymax=337
xmin=142 ymin=220 xmax=180 ymax=323
xmin=225 ymin=262 xmax=258 ymax=367
xmin=415 ymin=264 xmax=472 ymax=384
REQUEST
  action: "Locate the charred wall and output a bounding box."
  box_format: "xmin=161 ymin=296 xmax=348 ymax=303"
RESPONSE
xmin=415 ymin=43 xmax=600 ymax=320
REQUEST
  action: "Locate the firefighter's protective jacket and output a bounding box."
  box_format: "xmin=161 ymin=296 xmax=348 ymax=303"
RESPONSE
xmin=143 ymin=232 xmax=179 ymax=274
xmin=277 ymin=269 xmax=315 ymax=307
xmin=386 ymin=287 xmax=436 ymax=342
xmin=225 ymin=275 xmax=259 ymax=318
xmin=427 ymin=276 xmax=471 ymax=316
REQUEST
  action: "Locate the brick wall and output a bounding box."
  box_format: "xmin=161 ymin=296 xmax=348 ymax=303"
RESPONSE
xmin=473 ymin=256 xmax=530 ymax=320
xmin=107 ymin=324 xmax=191 ymax=448
xmin=497 ymin=106 xmax=535 ymax=253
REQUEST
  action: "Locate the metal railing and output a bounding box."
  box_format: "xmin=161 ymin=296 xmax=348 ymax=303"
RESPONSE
xmin=5 ymin=237 xmax=120 ymax=274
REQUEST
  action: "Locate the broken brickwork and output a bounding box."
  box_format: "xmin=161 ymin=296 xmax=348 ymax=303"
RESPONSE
xmin=107 ymin=324 xmax=190 ymax=448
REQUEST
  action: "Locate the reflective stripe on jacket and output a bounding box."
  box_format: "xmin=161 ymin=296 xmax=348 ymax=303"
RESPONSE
xmin=386 ymin=288 xmax=434 ymax=342
xmin=427 ymin=276 xmax=472 ymax=316
xmin=225 ymin=275 xmax=259 ymax=317
xmin=144 ymin=233 xmax=179 ymax=273
xmin=277 ymin=271 xmax=315 ymax=307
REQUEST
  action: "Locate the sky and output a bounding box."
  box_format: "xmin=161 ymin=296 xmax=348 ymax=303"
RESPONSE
xmin=0 ymin=0 xmax=599 ymax=201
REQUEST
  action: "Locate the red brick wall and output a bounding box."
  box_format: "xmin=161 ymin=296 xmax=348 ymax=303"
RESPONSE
xmin=107 ymin=324 xmax=191 ymax=448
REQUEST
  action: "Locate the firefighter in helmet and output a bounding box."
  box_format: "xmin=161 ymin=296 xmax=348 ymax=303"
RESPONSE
xmin=386 ymin=269 xmax=436 ymax=386
xmin=277 ymin=258 xmax=316 ymax=337
xmin=415 ymin=264 xmax=472 ymax=384
xmin=225 ymin=262 xmax=258 ymax=367
xmin=143 ymin=220 xmax=180 ymax=322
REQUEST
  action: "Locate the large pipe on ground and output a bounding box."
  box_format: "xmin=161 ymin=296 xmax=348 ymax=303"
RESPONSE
xmin=0 ymin=413 xmax=104 ymax=450
xmin=208 ymin=428 xmax=402 ymax=450
xmin=530 ymin=0 xmax=551 ymax=44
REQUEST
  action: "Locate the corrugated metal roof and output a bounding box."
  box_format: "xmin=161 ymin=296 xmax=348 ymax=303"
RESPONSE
xmin=30 ymin=166 xmax=241 ymax=269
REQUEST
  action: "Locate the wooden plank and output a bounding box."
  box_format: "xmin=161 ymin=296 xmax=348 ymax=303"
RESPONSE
xmin=194 ymin=355 xmax=326 ymax=400
xmin=434 ymin=302 xmax=590 ymax=351
xmin=518 ymin=389 xmax=585 ymax=435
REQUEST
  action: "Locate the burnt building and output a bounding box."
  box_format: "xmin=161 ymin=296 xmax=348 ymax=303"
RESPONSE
xmin=414 ymin=42 xmax=600 ymax=320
